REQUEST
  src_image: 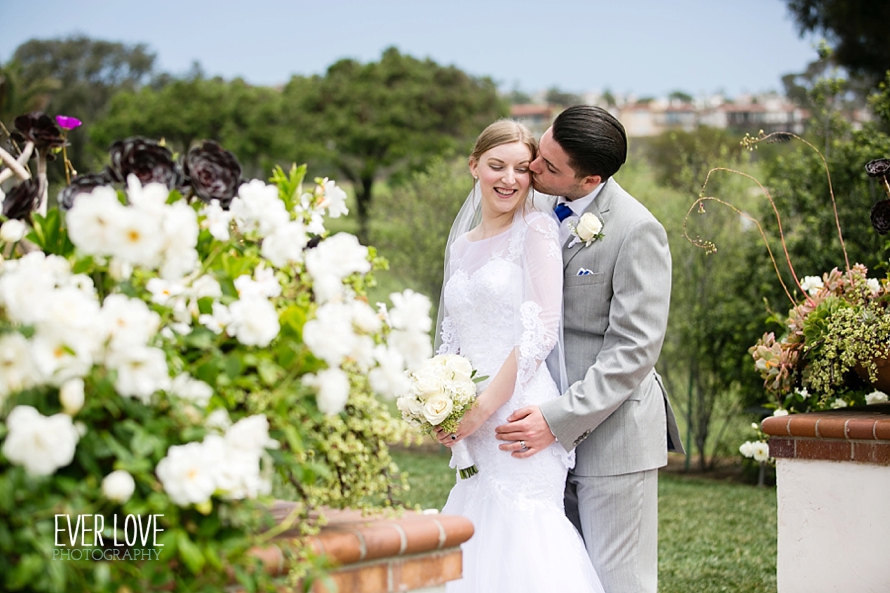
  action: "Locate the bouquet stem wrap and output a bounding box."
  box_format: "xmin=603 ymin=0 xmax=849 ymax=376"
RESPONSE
xmin=449 ymin=440 xmax=478 ymax=479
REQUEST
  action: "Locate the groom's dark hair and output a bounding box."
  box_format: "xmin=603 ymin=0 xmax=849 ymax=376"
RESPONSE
xmin=552 ymin=105 xmax=627 ymax=180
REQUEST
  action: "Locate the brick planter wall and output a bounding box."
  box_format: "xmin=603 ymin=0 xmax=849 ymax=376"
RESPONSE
xmin=762 ymin=404 xmax=890 ymax=593
xmin=249 ymin=503 xmax=474 ymax=593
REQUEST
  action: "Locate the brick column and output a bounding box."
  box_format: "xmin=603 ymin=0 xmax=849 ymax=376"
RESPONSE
xmin=762 ymin=404 xmax=890 ymax=593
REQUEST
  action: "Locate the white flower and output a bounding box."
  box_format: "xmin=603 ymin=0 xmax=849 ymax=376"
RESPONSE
xmin=773 ymin=408 xmax=789 ymax=417
xmin=350 ymin=299 xmax=383 ymax=334
xmin=102 ymin=469 xmax=136 ymax=503
xmin=0 ymin=219 xmax=28 ymax=243
xmin=227 ymin=296 xmax=280 ymax=347
xmin=0 ymin=332 xmax=39 ymax=400
xmin=205 ymin=408 xmax=232 ymax=432
xmin=204 ymin=435 xmax=270 ymax=500
xmin=421 ymin=393 xmax=454 ymax=425
xmin=739 ymin=441 xmax=755 ymax=458
xmin=795 ymin=387 xmax=810 ymax=400
xmin=65 ymin=186 xmax=127 ymax=255
xmin=262 ymin=220 xmax=308 ymax=268
xmin=156 ymin=441 xmax=219 ymax=506
xmin=305 ymin=233 xmax=370 ymax=303
xmin=199 ymin=302 xmax=232 ymax=334
xmin=830 ymin=398 xmax=849 ymax=409
xmin=200 ymin=200 xmax=234 ymax=241
xmin=169 ymin=374 xmax=213 ymax=407
xmin=317 ymin=179 xmax=349 ymax=218
xmin=30 ymin=328 xmax=94 ymax=385
xmin=146 ymin=277 xmax=187 ymax=306
xmin=234 ymin=265 xmax=281 ymax=299
xmin=800 ymin=275 xmax=824 ymax=296
xmin=107 ymin=207 xmax=165 ymax=268
xmin=396 ymin=394 xmax=424 ymax=419
xmin=444 ymin=354 xmax=473 ymax=382
xmin=106 ymin=345 xmax=170 ymax=403
xmin=1 ymin=405 xmax=80 ymax=476
xmin=867 ymin=278 xmax=882 ymax=294
xmin=303 ymin=302 xmax=358 ymax=367
xmin=751 ymin=441 xmax=771 ymax=462
xmin=575 ymin=212 xmax=604 ymax=242
xmin=59 ymin=378 xmax=85 ymax=415
xmin=0 ymin=251 xmax=65 ymax=324
xmin=225 ymin=414 xmax=276 ymax=453
xmin=368 ymin=345 xmax=411 ymax=398
xmin=304 ymin=368 xmax=350 ymax=415
xmin=101 ymin=293 xmax=161 ymax=347
xmin=389 ymin=329 xmax=433 ymax=370
xmin=230 ymin=180 xmax=289 ymax=237
xmin=866 ymin=390 xmax=889 ymax=405
xmin=412 ymin=373 xmax=443 ymax=401
xmin=389 ymin=289 xmax=432 ymax=334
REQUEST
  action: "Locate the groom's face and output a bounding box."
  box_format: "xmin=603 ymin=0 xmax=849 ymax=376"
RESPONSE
xmin=530 ymin=128 xmax=601 ymax=200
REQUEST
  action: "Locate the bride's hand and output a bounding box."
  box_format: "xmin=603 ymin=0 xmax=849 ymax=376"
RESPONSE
xmin=434 ymin=399 xmax=493 ymax=446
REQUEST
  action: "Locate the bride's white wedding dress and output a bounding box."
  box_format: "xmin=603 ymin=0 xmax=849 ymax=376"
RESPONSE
xmin=438 ymin=211 xmax=604 ymax=593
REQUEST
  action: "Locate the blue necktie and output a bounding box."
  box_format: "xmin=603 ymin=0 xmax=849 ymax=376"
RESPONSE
xmin=554 ymin=203 xmax=573 ymax=222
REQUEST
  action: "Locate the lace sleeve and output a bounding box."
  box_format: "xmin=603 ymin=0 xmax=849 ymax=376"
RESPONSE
xmin=515 ymin=213 xmax=563 ymax=386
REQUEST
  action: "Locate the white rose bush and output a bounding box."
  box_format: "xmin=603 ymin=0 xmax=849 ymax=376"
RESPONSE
xmin=0 ymin=119 xmax=430 ymax=592
xmin=396 ymin=353 xmax=480 ymax=479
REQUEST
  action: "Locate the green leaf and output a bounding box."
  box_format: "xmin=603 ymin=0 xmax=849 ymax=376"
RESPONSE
xmin=177 ymin=530 xmax=206 ymax=574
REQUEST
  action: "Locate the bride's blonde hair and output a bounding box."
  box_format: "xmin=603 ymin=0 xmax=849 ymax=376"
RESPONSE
xmin=468 ymin=120 xmax=539 ymax=214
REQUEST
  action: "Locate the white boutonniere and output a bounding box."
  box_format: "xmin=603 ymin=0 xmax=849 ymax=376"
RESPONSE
xmin=568 ymin=213 xmax=604 ymax=248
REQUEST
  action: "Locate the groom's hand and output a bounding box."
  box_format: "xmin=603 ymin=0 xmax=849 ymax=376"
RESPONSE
xmin=494 ymin=406 xmax=555 ymax=458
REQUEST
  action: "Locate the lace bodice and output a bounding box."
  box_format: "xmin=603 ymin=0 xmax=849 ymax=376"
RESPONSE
xmin=438 ymin=211 xmax=572 ymax=492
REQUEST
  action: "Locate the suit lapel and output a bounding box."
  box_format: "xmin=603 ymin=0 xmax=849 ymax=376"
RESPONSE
xmin=562 ymin=179 xmax=614 ymax=272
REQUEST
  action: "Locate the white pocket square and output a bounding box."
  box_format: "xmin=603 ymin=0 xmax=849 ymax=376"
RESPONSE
xmin=576 ymin=268 xmax=593 ymax=276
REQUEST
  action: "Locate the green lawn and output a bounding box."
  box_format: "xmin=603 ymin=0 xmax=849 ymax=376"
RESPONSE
xmin=390 ymin=448 xmax=777 ymax=593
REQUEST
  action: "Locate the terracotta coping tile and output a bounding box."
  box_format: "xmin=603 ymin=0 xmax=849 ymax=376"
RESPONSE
xmin=762 ymin=404 xmax=890 ymax=442
xmin=250 ymin=506 xmax=474 ymax=576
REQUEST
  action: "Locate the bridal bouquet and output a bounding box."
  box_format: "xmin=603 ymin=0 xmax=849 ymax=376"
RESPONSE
xmin=396 ymin=353 xmax=480 ymax=479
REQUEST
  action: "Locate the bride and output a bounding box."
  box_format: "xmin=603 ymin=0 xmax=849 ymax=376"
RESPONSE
xmin=434 ymin=120 xmax=604 ymax=592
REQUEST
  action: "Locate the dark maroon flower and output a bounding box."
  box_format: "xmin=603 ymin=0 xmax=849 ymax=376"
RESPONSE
xmin=2 ymin=179 xmax=42 ymax=220
xmin=58 ymin=172 xmax=113 ymax=212
xmin=871 ymin=200 xmax=890 ymax=234
xmin=11 ymin=112 xmax=65 ymax=158
xmin=107 ymin=137 xmax=183 ymax=189
xmin=184 ymin=141 xmax=242 ymax=208
xmin=865 ymin=158 xmax=890 ymax=178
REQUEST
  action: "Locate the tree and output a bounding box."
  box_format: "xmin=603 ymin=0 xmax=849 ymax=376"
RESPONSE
xmin=91 ymin=74 xmax=298 ymax=178
xmin=545 ymin=87 xmax=582 ymax=107
xmin=370 ymin=157 xmax=472 ymax=312
xmin=293 ymin=47 xmax=505 ymax=243
xmin=786 ymin=0 xmax=890 ymax=86
xmin=11 ymin=36 xmax=157 ymax=174
xmin=668 ymin=90 xmax=694 ymax=104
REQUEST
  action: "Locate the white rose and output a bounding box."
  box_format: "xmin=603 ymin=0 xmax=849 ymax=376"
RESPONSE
xmin=867 ymin=278 xmax=882 ymax=294
xmin=576 ymin=213 xmax=603 ymax=241
xmin=169 ymin=374 xmax=213 ymax=407
xmin=444 ymin=355 xmax=473 ymax=382
xmin=2 ymin=405 xmax=80 ymax=476
xmin=304 ymin=368 xmax=350 ymax=415
xmin=225 ymin=414 xmax=276 ymax=453
xmin=396 ymin=394 xmax=424 ymax=419
xmin=102 ymin=469 xmax=136 ymax=503
xmin=772 ymin=408 xmax=789 ymax=417
xmin=421 ymin=393 xmax=454 ymax=425
xmin=866 ymin=390 xmax=889 ymax=405
xmin=412 ymin=374 xmax=443 ymax=401
xmin=751 ymin=442 xmax=771 ymax=462
xmin=0 ymin=219 xmax=28 ymax=243
xmin=156 ymin=441 xmax=220 ymax=506
xmin=830 ymin=398 xmax=848 ymax=409
xmin=739 ymin=441 xmax=755 ymax=458
xmin=59 ymin=378 xmax=85 ymax=415
xmin=0 ymin=332 xmax=39 ymax=400
xmin=105 ymin=344 xmax=170 ymax=403
xmin=227 ymin=296 xmax=280 ymax=347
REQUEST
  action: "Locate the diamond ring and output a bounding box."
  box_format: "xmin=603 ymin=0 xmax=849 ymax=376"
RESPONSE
xmin=519 ymin=440 xmax=528 ymax=451
xmin=450 ymin=434 xmax=457 ymax=441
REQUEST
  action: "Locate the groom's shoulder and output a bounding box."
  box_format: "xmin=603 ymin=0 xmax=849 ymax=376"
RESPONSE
xmin=607 ymin=179 xmax=662 ymax=226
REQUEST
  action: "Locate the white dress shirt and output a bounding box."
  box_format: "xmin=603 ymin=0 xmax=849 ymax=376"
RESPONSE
xmin=557 ymin=183 xmax=605 ymax=244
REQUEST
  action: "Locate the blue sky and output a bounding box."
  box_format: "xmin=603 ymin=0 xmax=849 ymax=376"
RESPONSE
xmin=0 ymin=0 xmax=821 ymax=97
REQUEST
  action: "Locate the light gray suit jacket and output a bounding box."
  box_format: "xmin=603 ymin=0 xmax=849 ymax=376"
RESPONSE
xmin=539 ymin=178 xmax=684 ymax=477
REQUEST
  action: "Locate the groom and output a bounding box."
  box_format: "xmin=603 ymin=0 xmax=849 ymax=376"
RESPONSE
xmin=495 ymin=105 xmax=683 ymax=593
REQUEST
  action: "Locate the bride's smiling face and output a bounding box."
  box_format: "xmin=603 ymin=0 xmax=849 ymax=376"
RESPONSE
xmin=469 ymin=141 xmax=532 ymax=217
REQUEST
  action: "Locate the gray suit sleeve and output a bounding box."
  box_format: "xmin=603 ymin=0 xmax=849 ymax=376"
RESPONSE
xmin=540 ymin=216 xmax=672 ymax=451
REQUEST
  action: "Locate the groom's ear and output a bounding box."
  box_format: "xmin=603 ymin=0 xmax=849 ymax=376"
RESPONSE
xmin=578 ymin=174 xmax=602 ymax=193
